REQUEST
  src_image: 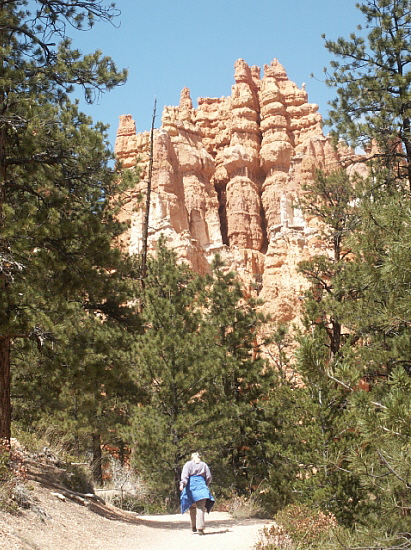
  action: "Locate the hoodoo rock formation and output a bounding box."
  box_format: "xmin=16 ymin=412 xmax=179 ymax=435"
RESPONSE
xmin=115 ymin=59 xmax=361 ymax=325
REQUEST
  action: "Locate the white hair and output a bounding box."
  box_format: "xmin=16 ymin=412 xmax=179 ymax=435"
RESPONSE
xmin=191 ymin=452 xmax=201 ymax=464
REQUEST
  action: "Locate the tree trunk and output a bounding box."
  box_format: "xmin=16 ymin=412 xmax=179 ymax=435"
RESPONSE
xmin=174 ymin=466 xmax=181 ymax=511
xmin=0 ymin=336 xmax=11 ymax=444
xmin=91 ymin=433 xmax=103 ymax=485
xmin=329 ymin=319 xmax=342 ymax=359
xmin=0 ymin=11 xmax=10 ymax=446
xmin=140 ymin=100 xmax=156 ymax=283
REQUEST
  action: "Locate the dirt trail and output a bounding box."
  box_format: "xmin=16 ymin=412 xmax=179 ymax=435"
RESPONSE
xmin=0 ymin=483 xmax=272 ymax=550
xmin=101 ymin=512 xmax=271 ymax=550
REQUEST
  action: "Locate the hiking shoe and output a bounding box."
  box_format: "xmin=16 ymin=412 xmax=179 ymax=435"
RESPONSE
xmin=192 ymin=527 xmax=197 ymax=533
xmin=198 ymin=529 xmax=204 ymax=535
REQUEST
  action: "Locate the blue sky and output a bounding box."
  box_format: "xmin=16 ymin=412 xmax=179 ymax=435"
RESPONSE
xmin=71 ymin=0 xmax=363 ymax=150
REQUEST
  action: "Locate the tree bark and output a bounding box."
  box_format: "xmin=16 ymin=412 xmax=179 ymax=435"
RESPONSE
xmin=0 ymin=337 xmax=11 ymax=444
xmin=91 ymin=433 xmax=103 ymax=485
xmin=0 ymin=5 xmax=10 ymax=446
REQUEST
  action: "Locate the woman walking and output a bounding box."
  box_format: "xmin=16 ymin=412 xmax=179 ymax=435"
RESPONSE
xmin=180 ymin=452 xmax=215 ymax=535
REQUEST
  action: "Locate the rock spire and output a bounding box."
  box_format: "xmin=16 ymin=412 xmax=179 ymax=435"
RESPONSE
xmin=115 ymin=58 xmax=363 ymax=324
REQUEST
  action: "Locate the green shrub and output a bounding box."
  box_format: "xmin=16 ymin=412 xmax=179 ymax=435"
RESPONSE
xmin=324 ymin=526 xmax=411 ymax=550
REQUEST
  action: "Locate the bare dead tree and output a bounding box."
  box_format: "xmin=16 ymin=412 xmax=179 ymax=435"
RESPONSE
xmin=140 ymin=99 xmax=157 ymax=283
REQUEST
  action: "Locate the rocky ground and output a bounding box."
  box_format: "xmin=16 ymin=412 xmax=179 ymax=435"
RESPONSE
xmin=0 ymin=450 xmax=272 ymax=550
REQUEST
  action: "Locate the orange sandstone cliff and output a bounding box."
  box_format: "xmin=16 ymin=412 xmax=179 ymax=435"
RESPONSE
xmin=115 ymin=59 xmax=362 ymax=325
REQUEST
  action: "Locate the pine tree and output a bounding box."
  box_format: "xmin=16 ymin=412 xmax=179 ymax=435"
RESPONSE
xmin=199 ymin=255 xmax=273 ymax=494
xmin=295 ymin=171 xmax=411 ymax=528
xmin=292 ymin=0 xmax=411 ymax=534
xmin=126 ymin=242 xmax=216 ymax=508
xmin=12 ymin=271 xmax=142 ymax=482
xmin=324 ymin=0 xmax=411 ymax=188
xmin=298 ymin=169 xmax=360 ymax=359
xmin=321 ymin=0 xmax=411 ymax=403
xmin=293 ymin=333 xmax=368 ymax=526
xmin=0 ymin=1 xmax=128 ymax=443
xmin=294 ymin=169 xmax=367 ymax=524
xmin=335 ymin=185 xmax=411 ymax=530
xmin=126 ymin=245 xmax=278 ymax=510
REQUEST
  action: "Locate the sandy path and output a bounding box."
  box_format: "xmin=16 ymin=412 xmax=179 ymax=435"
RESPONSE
xmin=0 ymin=451 xmax=272 ymax=549
xmin=0 ymin=485 xmax=272 ymax=550
xmin=103 ymin=511 xmax=271 ymax=550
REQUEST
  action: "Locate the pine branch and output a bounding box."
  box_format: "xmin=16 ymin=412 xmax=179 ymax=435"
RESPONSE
xmin=376 ymin=449 xmax=411 ymax=489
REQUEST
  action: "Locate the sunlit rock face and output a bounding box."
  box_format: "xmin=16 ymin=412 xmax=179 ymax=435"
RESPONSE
xmin=115 ymin=59 xmax=362 ymax=324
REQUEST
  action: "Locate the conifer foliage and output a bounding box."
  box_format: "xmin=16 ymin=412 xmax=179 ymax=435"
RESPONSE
xmin=127 ymin=243 xmax=273 ymax=508
xmin=295 ymin=169 xmax=367 ymax=526
xmin=324 ymin=0 xmax=411 ymax=188
xmin=0 ymin=1 xmax=129 ymax=443
xmin=127 ymin=243 xmax=214 ymax=506
xmin=199 ymin=256 xmax=273 ymax=493
xmin=294 ymin=0 xmax=411 ymax=539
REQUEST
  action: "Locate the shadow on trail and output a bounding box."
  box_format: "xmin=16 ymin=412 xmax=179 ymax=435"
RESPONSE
xmin=194 ymin=529 xmax=231 ymax=535
xmin=133 ymin=515 xmax=268 ymax=531
xmin=87 ymin=505 xmax=268 ymax=532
